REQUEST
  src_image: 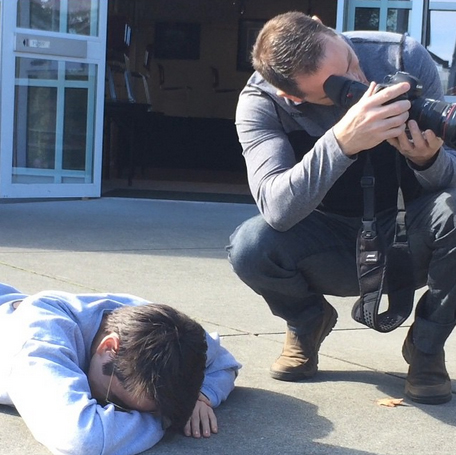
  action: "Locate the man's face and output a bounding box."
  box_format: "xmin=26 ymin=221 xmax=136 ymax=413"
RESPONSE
xmin=87 ymin=335 xmax=158 ymax=413
xmin=279 ymin=34 xmax=368 ymax=106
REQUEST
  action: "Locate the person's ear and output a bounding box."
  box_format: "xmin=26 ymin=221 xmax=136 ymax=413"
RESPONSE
xmin=312 ymin=15 xmax=323 ymax=24
xmin=95 ymin=332 xmax=120 ymax=355
xmin=276 ymin=89 xmax=304 ymax=104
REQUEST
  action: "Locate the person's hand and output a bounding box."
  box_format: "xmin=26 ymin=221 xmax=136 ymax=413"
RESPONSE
xmin=183 ymin=393 xmax=218 ymax=438
xmin=333 ymin=81 xmax=411 ymax=156
xmin=387 ymin=119 xmax=443 ymax=167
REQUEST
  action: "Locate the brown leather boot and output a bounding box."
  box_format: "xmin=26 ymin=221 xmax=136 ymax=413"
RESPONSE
xmin=402 ymin=328 xmax=452 ymax=404
xmin=270 ymin=300 xmax=337 ymax=381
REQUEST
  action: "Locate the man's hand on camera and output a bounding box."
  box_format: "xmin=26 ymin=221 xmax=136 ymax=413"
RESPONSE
xmin=388 ymin=119 xmax=443 ymax=168
xmin=333 ymin=81 xmax=411 ymax=156
xmin=184 ymin=392 xmax=218 ymax=439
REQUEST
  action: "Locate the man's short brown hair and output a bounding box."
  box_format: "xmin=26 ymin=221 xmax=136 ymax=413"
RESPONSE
xmin=104 ymin=303 xmax=207 ymax=429
xmin=252 ymin=11 xmax=337 ymax=98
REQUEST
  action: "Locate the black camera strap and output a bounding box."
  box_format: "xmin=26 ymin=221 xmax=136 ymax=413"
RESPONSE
xmin=352 ymin=152 xmax=415 ymax=332
xmin=351 ymin=32 xmax=415 ymax=332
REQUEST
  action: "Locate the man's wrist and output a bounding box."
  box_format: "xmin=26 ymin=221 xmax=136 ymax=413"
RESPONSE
xmin=408 ymin=149 xmax=440 ymax=170
xmin=198 ymin=392 xmax=212 ymax=406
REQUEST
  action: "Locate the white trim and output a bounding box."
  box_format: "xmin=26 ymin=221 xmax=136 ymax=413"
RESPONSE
xmin=0 ymin=0 xmax=3 ymax=191
xmin=336 ymin=0 xmax=348 ymax=31
xmin=0 ymin=2 xmax=17 ymax=196
xmin=0 ymin=0 xmax=107 ymax=199
xmin=430 ymin=2 xmax=456 ymax=9
xmin=409 ymin=0 xmax=424 ymax=41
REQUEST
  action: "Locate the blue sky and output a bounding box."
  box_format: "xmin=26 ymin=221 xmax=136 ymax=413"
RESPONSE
xmin=427 ymin=11 xmax=456 ymax=65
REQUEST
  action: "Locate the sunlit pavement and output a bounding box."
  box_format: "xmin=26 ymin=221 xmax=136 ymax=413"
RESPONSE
xmin=0 ymin=197 xmax=454 ymax=455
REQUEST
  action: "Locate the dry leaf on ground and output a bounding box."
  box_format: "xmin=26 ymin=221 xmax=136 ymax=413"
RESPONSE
xmin=376 ymin=397 xmax=404 ymax=407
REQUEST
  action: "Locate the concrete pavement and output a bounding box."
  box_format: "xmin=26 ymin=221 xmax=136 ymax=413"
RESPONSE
xmin=0 ymin=197 xmax=454 ymax=455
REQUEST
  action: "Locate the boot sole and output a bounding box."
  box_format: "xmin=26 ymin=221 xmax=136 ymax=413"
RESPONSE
xmin=270 ymin=305 xmax=338 ymax=382
xmin=270 ymin=366 xmax=317 ymax=381
xmin=403 ymin=336 xmax=452 ymax=404
xmin=405 ymin=386 xmax=453 ymax=405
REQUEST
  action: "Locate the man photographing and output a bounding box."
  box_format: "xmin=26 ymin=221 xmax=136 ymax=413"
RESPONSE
xmin=228 ymin=12 xmax=456 ymax=405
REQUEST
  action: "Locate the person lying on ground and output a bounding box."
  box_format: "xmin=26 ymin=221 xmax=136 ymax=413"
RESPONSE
xmin=0 ymin=283 xmax=241 ymax=455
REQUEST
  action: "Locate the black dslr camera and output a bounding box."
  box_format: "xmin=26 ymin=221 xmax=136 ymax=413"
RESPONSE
xmin=323 ymin=71 xmax=456 ymax=149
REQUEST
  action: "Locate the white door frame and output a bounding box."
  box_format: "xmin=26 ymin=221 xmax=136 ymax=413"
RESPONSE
xmin=0 ymin=1 xmax=107 ymax=198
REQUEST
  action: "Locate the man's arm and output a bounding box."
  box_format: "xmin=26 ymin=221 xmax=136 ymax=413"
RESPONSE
xmin=236 ymin=87 xmax=356 ymax=231
xmin=236 ymin=35 xmax=456 ymax=231
xmin=389 ymin=35 xmax=456 ymax=188
xmin=184 ymin=332 xmax=240 ymax=439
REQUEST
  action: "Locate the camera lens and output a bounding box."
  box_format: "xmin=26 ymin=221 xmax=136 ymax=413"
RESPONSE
xmin=410 ymin=98 xmax=456 ymax=149
xmin=324 ymin=73 xmax=456 ymax=150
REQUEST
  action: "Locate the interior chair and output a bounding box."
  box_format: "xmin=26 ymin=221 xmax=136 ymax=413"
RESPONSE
xmin=104 ymin=55 xmax=153 ymax=185
xmin=105 ymin=61 xmax=127 ymax=101
xmin=105 ymin=55 xmax=151 ymax=107
xmin=123 ymin=54 xmax=152 ymax=106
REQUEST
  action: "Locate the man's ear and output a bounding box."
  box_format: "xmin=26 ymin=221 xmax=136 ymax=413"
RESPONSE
xmin=276 ymin=89 xmax=304 ymax=104
xmin=95 ymin=332 xmax=120 ymax=355
xmin=312 ymin=15 xmax=323 ymax=24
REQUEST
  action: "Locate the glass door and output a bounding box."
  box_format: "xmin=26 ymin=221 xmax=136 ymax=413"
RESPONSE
xmin=0 ymin=0 xmax=107 ymax=198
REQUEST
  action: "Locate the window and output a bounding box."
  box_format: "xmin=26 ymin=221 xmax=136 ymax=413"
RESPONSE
xmin=425 ymin=3 xmax=456 ymax=96
xmin=343 ymin=0 xmax=456 ymax=98
xmin=347 ymin=0 xmax=412 ymax=33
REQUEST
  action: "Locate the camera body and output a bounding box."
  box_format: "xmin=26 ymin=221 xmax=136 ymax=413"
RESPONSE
xmin=323 ymin=71 xmax=456 ymax=149
xmin=377 ymin=71 xmax=422 ymax=102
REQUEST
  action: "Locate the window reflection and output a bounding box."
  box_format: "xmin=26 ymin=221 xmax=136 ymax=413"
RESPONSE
xmin=14 ymin=56 xmax=96 ymax=180
xmin=387 ymin=9 xmax=409 ymax=33
xmin=355 ymin=8 xmax=379 ymax=30
xmin=425 ymin=11 xmax=456 ymax=96
xmin=17 ymin=0 xmax=98 ymax=36
xmin=354 ymin=7 xmax=410 ymax=33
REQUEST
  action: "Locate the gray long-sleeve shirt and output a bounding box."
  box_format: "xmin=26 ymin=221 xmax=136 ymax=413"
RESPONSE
xmin=235 ymin=31 xmax=456 ymax=231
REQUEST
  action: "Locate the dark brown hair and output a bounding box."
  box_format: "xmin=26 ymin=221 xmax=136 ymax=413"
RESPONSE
xmin=104 ymin=303 xmax=207 ymax=429
xmin=252 ymin=11 xmax=337 ymax=97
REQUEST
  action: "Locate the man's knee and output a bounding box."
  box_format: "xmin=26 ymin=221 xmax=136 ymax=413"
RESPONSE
xmin=431 ymin=190 xmax=456 ymax=237
xmin=409 ymin=190 xmax=456 ymax=240
xmin=227 ymin=215 xmax=278 ymax=278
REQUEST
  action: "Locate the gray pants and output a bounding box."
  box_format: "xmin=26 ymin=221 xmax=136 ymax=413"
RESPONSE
xmin=227 ymin=190 xmax=456 ymax=354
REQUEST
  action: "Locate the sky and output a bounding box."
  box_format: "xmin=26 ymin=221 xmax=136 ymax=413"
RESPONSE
xmin=426 ymin=11 xmax=456 ymax=65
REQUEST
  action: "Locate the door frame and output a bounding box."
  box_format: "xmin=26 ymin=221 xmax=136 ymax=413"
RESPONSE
xmin=0 ymin=0 xmax=108 ymax=199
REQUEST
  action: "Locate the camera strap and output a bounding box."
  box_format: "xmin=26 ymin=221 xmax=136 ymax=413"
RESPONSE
xmin=352 ymin=152 xmax=415 ymax=332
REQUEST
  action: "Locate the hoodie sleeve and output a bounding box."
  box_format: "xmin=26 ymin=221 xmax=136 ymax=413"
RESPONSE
xmin=9 ymin=342 xmax=165 ymax=455
xmin=6 ymin=303 xmax=165 ymax=455
xmin=200 ymin=332 xmax=241 ymax=408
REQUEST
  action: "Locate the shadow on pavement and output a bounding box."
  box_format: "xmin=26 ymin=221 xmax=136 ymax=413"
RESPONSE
xmin=314 ymin=369 xmax=456 ymax=427
xmin=147 ymin=387 xmax=378 ymax=455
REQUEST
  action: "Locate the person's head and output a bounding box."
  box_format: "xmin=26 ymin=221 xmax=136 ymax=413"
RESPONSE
xmin=88 ymin=303 xmax=207 ymax=429
xmin=252 ymin=11 xmax=366 ymax=104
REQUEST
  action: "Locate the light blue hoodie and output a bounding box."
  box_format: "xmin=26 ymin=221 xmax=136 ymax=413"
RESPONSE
xmin=0 ymin=283 xmax=241 ymax=455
